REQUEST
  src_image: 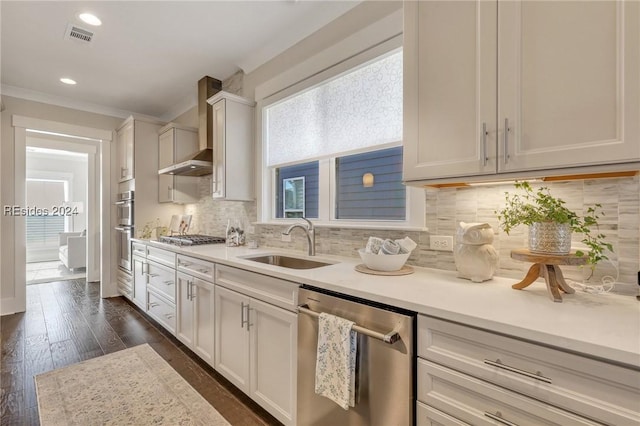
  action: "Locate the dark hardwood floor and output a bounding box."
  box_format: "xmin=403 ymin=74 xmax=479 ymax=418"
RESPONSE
xmin=1 ymin=279 xmax=282 ymax=426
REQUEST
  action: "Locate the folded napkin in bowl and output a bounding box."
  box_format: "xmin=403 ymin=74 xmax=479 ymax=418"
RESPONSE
xmin=365 ymin=236 xmax=417 ymax=255
xmin=396 ymin=236 xmax=417 ymax=254
xmin=365 ymin=237 xmax=384 ymax=254
xmin=380 ymin=239 xmax=400 ymax=255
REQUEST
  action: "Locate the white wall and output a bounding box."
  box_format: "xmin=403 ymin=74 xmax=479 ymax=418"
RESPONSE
xmin=0 ymin=95 xmax=122 ymax=315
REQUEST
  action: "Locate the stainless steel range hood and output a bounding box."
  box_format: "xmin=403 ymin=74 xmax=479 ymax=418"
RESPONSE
xmin=158 ymin=76 xmax=222 ymax=177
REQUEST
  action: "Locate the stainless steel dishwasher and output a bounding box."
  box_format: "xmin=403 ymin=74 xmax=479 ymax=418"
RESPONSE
xmin=297 ymin=286 xmax=416 ymax=426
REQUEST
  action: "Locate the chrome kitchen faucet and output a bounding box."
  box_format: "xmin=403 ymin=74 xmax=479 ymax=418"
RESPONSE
xmin=283 ymin=217 xmax=316 ymax=256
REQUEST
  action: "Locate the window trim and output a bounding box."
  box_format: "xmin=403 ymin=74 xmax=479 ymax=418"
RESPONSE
xmin=256 ymin=34 xmax=425 ymax=230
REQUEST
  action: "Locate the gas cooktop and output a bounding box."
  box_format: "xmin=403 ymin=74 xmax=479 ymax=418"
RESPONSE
xmin=159 ymin=234 xmax=226 ymax=246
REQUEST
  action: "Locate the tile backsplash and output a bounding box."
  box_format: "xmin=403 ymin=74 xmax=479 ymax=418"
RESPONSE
xmin=186 ymin=175 xmax=639 ymax=296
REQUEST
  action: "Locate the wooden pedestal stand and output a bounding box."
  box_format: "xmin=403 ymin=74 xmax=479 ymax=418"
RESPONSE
xmin=510 ymin=248 xmax=587 ymax=303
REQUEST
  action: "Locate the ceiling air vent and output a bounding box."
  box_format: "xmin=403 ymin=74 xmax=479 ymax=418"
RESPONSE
xmin=64 ymin=23 xmax=94 ymax=43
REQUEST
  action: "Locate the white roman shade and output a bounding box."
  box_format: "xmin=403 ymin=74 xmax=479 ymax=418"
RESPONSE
xmin=265 ymin=51 xmax=403 ymax=166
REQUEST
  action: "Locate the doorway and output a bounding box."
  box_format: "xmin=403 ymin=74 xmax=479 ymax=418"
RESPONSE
xmin=25 ymin=145 xmax=89 ymax=285
xmin=8 ymin=115 xmax=113 ymax=315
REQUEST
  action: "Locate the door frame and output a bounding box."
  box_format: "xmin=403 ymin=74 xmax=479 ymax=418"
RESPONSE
xmin=7 ymin=115 xmax=113 ymax=314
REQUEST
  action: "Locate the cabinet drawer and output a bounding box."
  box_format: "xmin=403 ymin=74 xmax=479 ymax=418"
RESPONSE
xmin=146 ymin=261 xmax=175 ymax=303
xmin=117 ymin=270 xmax=133 ymax=299
xmin=147 ymin=291 xmax=175 ymax=334
xmin=177 ymin=254 xmax=214 ymax=282
xmin=418 ymin=316 xmax=640 ymax=425
xmin=417 ymin=359 xmax=598 ymax=426
xmin=132 ymin=242 xmax=147 ymax=257
xmin=215 ymin=265 xmax=298 ymax=311
xmin=147 ymin=246 xmax=175 ymax=267
xmin=416 ymin=401 xmax=469 ymax=426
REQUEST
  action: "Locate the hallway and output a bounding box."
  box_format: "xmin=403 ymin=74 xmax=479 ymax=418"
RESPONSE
xmin=0 ymin=280 xmax=280 ymax=425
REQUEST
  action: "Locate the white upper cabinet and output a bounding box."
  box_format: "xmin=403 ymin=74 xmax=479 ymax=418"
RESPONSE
xmin=116 ymin=119 xmax=135 ymax=182
xmin=499 ymin=0 xmax=639 ymax=172
xmin=158 ymin=124 xmax=199 ymax=204
xmin=403 ymin=0 xmax=640 ymax=184
xmin=207 ymin=92 xmax=256 ymax=201
xmin=404 ymin=1 xmax=497 ymax=181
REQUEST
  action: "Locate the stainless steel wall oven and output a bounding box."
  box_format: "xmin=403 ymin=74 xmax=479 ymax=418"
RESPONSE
xmin=115 ymin=191 xmax=134 ymax=271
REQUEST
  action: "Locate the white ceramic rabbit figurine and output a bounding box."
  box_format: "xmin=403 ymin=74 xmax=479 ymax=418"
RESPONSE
xmin=454 ymin=221 xmax=499 ymax=282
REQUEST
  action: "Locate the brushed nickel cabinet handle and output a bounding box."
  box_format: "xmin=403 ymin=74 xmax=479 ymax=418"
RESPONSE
xmin=484 ymin=359 xmax=552 ymax=384
xmin=246 ymin=306 xmax=254 ymax=331
xmin=149 ymin=302 xmax=159 ymax=308
xmin=503 ymin=118 xmax=510 ymax=164
xmin=240 ymin=302 xmax=247 ymax=328
xmin=484 ymin=411 xmax=519 ymax=426
xmin=482 ymin=122 xmax=488 ymax=166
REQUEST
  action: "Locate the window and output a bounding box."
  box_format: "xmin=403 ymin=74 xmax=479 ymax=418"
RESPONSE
xmin=262 ymin=49 xmax=423 ymax=228
xmin=276 ymin=161 xmax=319 ymax=218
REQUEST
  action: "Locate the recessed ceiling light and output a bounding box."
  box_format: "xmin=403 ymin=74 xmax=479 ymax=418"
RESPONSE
xmin=79 ymin=13 xmax=101 ymax=26
xmin=60 ymin=77 xmax=77 ymax=85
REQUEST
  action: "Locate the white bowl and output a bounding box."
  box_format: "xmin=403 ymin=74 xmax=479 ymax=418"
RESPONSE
xmin=358 ymin=248 xmax=410 ymax=272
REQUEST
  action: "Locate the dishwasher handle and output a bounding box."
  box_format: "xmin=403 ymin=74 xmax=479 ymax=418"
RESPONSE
xmin=298 ymin=304 xmax=401 ymax=345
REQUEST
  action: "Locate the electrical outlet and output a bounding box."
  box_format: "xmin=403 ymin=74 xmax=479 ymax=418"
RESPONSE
xmin=281 ymin=233 xmax=292 ymax=242
xmin=430 ymin=235 xmax=453 ymax=251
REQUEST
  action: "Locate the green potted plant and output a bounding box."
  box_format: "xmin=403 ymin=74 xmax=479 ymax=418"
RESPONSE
xmin=496 ymin=181 xmax=612 ymax=267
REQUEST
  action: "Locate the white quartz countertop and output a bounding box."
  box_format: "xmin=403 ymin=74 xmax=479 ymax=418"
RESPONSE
xmin=135 ymin=239 xmax=640 ymax=368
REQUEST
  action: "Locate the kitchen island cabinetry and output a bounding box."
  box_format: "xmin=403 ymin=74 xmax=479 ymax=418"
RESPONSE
xmin=403 ymin=0 xmax=640 ymax=184
xmin=207 ymin=92 xmax=255 ymax=201
xmin=176 ymin=254 xmax=215 ymax=367
xmin=416 ymin=316 xmax=640 ymax=425
xmin=157 ymin=123 xmax=199 ymax=204
xmin=214 ymin=265 xmax=297 ymax=426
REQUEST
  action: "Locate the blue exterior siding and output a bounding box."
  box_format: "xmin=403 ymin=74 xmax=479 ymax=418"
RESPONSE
xmin=336 ymin=147 xmax=405 ymax=220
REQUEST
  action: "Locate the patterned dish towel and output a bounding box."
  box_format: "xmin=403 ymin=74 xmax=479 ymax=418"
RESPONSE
xmin=314 ymin=312 xmax=357 ymax=410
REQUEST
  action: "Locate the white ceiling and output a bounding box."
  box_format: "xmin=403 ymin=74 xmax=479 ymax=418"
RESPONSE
xmin=1 ymin=1 xmax=360 ymax=120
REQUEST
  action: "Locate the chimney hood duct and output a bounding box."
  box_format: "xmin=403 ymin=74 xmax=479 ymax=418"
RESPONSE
xmin=158 ymin=76 xmax=222 ymax=177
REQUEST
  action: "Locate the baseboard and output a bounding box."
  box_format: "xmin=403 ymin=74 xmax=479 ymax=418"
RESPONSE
xmin=0 ymin=297 xmax=20 ymax=316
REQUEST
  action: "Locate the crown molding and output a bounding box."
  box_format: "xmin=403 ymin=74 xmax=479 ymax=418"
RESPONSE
xmin=1 ymin=84 xmax=162 ymax=122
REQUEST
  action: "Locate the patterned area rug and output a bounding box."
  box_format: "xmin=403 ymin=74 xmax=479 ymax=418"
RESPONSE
xmin=35 ymin=344 xmax=231 ymax=425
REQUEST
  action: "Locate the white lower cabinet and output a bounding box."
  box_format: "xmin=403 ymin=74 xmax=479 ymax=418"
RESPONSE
xmin=176 ymin=271 xmax=215 ymax=367
xmin=416 ymin=315 xmax=640 ymax=426
xmin=214 ymin=272 xmax=298 ymax=426
xmin=215 ymin=285 xmax=250 ymax=390
xmin=147 ymin=290 xmax=176 ymax=333
xmin=132 ymin=254 xmax=147 ymax=310
xmin=117 ymin=269 xmax=133 ymax=300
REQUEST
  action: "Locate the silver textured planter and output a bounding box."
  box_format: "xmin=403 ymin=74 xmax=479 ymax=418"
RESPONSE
xmin=528 ymin=222 xmax=572 ymax=255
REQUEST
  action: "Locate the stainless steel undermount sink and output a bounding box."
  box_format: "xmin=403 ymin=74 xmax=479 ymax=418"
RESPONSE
xmin=243 ymin=254 xmax=333 ymax=270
